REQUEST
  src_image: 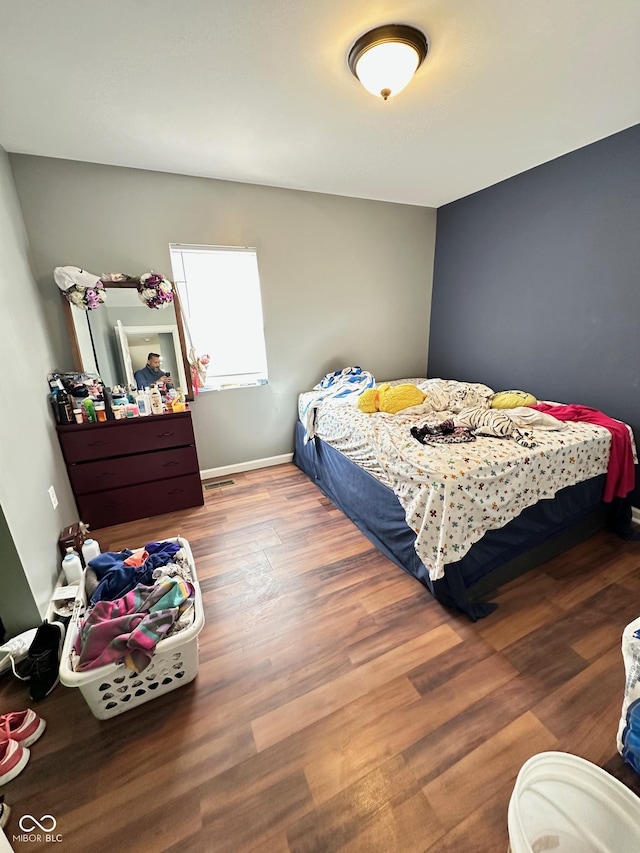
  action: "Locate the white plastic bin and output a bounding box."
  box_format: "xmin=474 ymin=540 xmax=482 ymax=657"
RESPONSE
xmin=508 ymin=751 xmax=640 ymax=852
xmin=59 ymin=536 xmax=204 ymax=720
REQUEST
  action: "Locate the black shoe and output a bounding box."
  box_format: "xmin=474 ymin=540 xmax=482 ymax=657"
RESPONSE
xmin=23 ymin=621 xmax=65 ymax=702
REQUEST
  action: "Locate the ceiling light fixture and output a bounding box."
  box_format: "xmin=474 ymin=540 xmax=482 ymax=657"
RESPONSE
xmin=348 ymin=24 xmax=428 ymax=101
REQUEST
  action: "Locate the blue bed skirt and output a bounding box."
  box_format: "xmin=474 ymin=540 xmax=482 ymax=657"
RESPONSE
xmin=293 ymin=421 xmax=609 ymax=620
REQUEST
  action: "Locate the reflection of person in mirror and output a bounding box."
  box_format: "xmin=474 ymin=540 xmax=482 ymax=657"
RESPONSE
xmin=134 ymin=352 xmax=174 ymax=390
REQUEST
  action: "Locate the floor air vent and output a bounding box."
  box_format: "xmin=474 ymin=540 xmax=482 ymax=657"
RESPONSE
xmin=203 ymin=479 xmax=235 ymax=491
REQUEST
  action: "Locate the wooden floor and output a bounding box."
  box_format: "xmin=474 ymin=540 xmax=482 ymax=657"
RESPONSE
xmin=2 ymin=463 xmax=640 ymax=852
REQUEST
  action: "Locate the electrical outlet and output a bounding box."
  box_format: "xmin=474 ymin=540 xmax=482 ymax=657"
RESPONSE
xmin=48 ymin=485 xmax=58 ymax=510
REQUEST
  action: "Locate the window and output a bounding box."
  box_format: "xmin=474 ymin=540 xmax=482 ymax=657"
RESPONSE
xmin=169 ymin=244 xmax=268 ymax=392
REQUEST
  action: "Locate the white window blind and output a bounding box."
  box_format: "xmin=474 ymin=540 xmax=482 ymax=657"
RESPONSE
xmin=169 ymin=244 xmax=268 ymax=391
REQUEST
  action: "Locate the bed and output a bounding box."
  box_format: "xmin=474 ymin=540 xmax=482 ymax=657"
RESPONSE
xmin=293 ymin=377 xmax=635 ymax=620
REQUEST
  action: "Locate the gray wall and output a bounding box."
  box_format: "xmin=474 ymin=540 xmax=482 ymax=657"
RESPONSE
xmin=0 ymin=146 xmax=78 ymax=627
xmin=0 ymin=507 xmax=40 ymax=637
xmin=429 ymin=123 xmax=640 ymax=502
xmin=10 ymin=155 xmax=437 ymax=470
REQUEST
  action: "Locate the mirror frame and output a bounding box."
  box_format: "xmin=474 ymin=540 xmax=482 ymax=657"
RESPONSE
xmin=60 ymin=280 xmax=195 ymax=399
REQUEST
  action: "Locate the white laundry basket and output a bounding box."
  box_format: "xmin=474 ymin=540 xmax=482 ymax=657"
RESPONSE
xmin=507 ymin=751 xmax=640 ymax=853
xmin=59 ymin=536 xmax=205 ymax=720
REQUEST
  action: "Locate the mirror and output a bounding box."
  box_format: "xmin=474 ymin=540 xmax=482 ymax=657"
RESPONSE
xmin=61 ymin=281 xmax=194 ymax=398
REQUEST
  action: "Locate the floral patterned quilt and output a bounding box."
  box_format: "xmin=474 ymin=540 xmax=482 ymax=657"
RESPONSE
xmin=298 ymin=379 xmax=626 ymax=581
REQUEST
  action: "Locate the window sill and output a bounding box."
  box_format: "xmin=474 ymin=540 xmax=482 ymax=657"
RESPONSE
xmin=198 ymin=379 xmax=268 ymax=393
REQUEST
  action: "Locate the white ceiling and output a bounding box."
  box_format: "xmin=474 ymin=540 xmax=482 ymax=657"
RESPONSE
xmin=1 ymin=0 xmax=638 ymax=208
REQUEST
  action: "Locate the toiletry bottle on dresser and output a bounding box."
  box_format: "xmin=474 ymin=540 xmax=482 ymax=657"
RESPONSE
xmin=102 ymin=386 xmax=116 ymax=420
xmin=56 ymin=382 xmax=74 ymax=424
xmin=149 ymin=384 xmax=163 ymax=415
xmin=82 ymin=397 xmax=97 ymax=423
xmin=135 ymin=389 xmax=149 ymax=416
xmin=111 ymin=387 xmax=127 ymax=418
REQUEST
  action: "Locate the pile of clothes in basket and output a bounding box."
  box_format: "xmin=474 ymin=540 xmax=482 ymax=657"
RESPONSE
xmin=72 ymin=540 xmax=195 ymax=674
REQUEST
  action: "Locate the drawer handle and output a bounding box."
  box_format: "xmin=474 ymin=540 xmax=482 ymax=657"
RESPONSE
xmin=96 ymin=472 xmax=115 ymax=479
xmin=104 ymin=502 xmax=123 ymax=508
xmin=162 ymin=461 xmax=180 ymax=468
xmin=88 ymin=440 xmax=108 ymax=447
xmin=168 ymin=489 xmax=184 ymax=495
xmin=157 ymin=431 xmax=175 ymax=438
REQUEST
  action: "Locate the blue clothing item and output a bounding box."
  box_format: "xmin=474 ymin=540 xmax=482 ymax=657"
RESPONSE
xmin=622 ymin=697 xmax=640 ymax=774
xmin=88 ymin=550 xmax=133 ymax=577
xmin=89 ymin=541 xmax=181 ymax=604
xmin=134 ymin=365 xmax=171 ymax=390
xmin=145 ymin=541 xmax=181 ymax=558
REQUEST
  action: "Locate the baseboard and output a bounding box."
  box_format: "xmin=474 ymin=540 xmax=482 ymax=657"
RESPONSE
xmin=200 ymin=453 xmax=293 ymax=480
xmin=632 ymin=507 xmax=640 ymax=526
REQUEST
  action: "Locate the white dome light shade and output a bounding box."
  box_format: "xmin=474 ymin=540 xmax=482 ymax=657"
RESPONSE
xmin=356 ymin=42 xmax=420 ymax=99
xmin=348 ymin=24 xmax=428 ymax=101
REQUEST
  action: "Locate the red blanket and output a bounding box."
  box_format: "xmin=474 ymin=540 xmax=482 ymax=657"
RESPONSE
xmin=532 ymin=403 xmax=636 ymax=502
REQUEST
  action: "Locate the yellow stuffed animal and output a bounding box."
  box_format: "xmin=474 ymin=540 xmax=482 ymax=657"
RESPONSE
xmin=358 ymin=382 xmax=426 ymax=414
xmin=358 ymin=388 xmax=380 ymax=413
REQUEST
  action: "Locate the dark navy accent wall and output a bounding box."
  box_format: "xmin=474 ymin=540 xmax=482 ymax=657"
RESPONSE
xmin=429 ymin=123 xmax=640 ymax=504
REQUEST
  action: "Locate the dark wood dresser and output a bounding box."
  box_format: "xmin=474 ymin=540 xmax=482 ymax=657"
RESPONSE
xmin=57 ymin=410 xmax=204 ymax=529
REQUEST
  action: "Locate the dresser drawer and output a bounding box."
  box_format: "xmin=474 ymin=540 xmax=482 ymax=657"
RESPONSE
xmin=77 ymin=473 xmax=205 ymax=529
xmin=58 ymin=413 xmax=196 ymax=463
xmin=67 ymin=446 xmax=199 ymax=495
